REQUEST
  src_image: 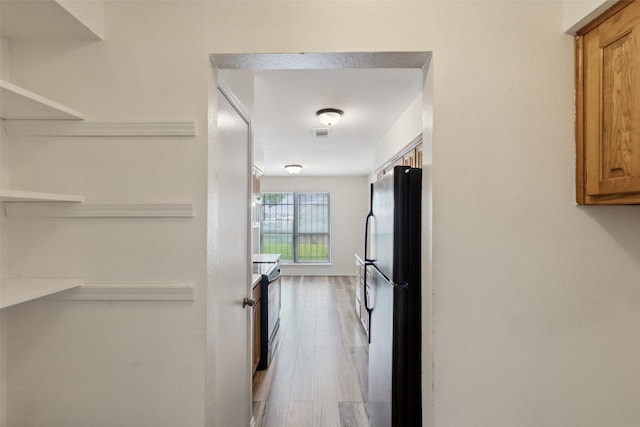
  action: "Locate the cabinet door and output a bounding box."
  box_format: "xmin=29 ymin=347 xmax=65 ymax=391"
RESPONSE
xmin=403 ymin=149 xmax=416 ymax=168
xmin=584 ymin=0 xmax=640 ymax=198
xmin=415 ymin=145 xmax=423 ymax=168
xmin=252 ymin=172 xmax=261 ymax=195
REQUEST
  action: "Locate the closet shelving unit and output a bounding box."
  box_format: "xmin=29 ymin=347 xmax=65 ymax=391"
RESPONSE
xmin=0 ymin=279 xmax=85 ymax=309
xmin=0 ymin=79 xmax=89 ymax=121
xmin=0 ymin=1 xmax=194 ymax=309
xmin=0 ymin=134 xmax=87 ymax=309
xmin=0 ymin=189 xmax=85 ymax=203
xmin=0 ymin=85 xmax=87 ymax=307
xmin=0 ymin=0 xmax=97 ymax=309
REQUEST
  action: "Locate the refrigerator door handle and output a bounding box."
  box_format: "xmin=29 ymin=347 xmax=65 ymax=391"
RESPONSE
xmin=363 ymin=183 xmax=377 ymax=344
xmin=364 ymin=183 xmax=374 ymax=263
xmin=363 ymin=262 xmax=391 ymax=313
xmin=364 ymin=213 xmax=374 ymax=263
xmin=363 ymin=262 xmax=374 ymax=311
xmin=363 ymin=261 xmax=374 ymax=344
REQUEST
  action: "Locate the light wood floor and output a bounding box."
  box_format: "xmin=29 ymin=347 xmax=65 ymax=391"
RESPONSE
xmin=252 ymin=276 xmax=369 ymax=427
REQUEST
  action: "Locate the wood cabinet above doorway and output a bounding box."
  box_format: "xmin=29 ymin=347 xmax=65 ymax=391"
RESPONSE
xmin=576 ymin=0 xmax=640 ymax=204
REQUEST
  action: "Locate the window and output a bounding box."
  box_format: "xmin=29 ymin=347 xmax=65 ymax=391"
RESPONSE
xmin=260 ymin=192 xmax=330 ymax=263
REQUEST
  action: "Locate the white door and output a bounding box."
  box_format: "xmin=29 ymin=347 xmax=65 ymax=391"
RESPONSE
xmin=212 ymin=88 xmax=252 ymax=426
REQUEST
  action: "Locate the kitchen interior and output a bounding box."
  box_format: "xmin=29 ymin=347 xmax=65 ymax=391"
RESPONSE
xmin=4 ymin=1 xmax=637 ymax=425
xmin=218 ymin=57 xmax=429 ymax=426
xmin=3 ymin=1 xmax=640 ymax=426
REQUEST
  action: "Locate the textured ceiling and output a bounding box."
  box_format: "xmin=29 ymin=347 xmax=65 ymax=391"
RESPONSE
xmin=215 ymin=53 xmax=428 ymax=176
xmin=252 ymin=68 xmax=423 ymax=176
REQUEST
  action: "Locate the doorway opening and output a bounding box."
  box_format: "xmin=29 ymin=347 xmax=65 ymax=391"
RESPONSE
xmin=210 ymin=52 xmax=433 ymax=427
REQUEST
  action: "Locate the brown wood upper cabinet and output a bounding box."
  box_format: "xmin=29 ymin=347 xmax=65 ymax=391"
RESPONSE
xmin=576 ymin=0 xmax=640 ymax=204
xmin=376 ymin=135 xmax=423 ymax=179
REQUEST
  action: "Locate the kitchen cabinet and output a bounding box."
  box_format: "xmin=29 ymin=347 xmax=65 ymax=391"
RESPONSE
xmin=376 ymin=135 xmax=423 ymax=179
xmin=252 ymin=276 xmax=262 ymax=374
xmin=252 ymin=165 xmax=262 ymax=195
xmin=402 ymin=142 xmax=423 ymax=168
xmin=576 ymin=0 xmax=640 ymax=204
xmin=251 ymin=166 xmax=262 ymax=253
xmin=415 ymin=144 xmax=423 ymax=169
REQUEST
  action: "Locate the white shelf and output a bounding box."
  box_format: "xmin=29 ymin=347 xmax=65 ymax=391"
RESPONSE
xmin=4 ymin=120 xmax=197 ymax=137
xmin=0 ymin=278 xmax=85 ymax=309
xmin=4 ymin=201 xmax=194 ymax=218
xmin=0 ymin=0 xmax=104 ymax=40
xmin=48 ymin=284 xmax=195 ymax=301
xmin=0 ymin=189 xmax=85 ymax=203
xmin=0 ymin=80 xmax=87 ymax=120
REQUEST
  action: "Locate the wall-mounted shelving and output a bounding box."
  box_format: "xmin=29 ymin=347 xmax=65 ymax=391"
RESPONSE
xmin=4 ymin=201 xmax=194 ymax=218
xmin=0 ymin=189 xmax=85 ymax=202
xmin=4 ymin=120 xmax=197 ymax=137
xmin=0 ymin=278 xmax=85 ymax=309
xmin=48 ymin=283 xmax=195 ymax=301
xmin=0 ymin=191 xmax=86 ymax=309
xmin=0 ymin=80 xmax=88 ymax=120
xmin=0 ymin=0 xmax=104 ymax=41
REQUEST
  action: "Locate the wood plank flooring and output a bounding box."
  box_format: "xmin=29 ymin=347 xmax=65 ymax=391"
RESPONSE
xmin=252 ymin=276 xmax=369 ymax=427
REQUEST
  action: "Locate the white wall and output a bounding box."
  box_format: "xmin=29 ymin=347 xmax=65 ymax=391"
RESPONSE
xmin=2 ymin=3 xmax=210 ymax=426
xmin=216 ymin=70 xmax=265 ymax=168
xmin=209 ymin=2 xmax=640 ymax=426
xmin=0 ymin=128 xmax=5 ymax=427
xmin=374 ymin=92 xmax=423 ymax=173
xmin=563 ymin=0 xmax=614 ymax=33
xmin=2 ymin=1 xmax=640 ymax=427
xmin=56 ymin=0 xmax=105 ymax=39
xmin=0 ymin=32 xmax=9 ymax=427
xmin=0 ymin=37 xmax=10 ymax=80
xmin=217 ymin=70 xmax=254 ymax=120
xmin=261 ymin=175 xmax=368 ymax=276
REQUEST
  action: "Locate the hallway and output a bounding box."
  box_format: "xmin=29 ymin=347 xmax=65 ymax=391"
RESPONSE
xmin=252 ymin=276 xmax=369 ymax=427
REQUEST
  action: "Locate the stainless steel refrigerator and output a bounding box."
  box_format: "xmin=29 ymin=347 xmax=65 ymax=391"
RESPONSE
xmin=365 ymin=165 xmax=422 ymax=427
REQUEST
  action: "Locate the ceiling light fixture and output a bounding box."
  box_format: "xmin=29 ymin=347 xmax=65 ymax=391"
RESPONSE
xmin=284 ymin=164 xmax=303 ymax=175
xmin=316 ymin=108 xmax=343 ymax=126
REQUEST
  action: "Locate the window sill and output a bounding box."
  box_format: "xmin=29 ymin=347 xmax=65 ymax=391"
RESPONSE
xmin=281 ymin=262 xmax=333 ymax=267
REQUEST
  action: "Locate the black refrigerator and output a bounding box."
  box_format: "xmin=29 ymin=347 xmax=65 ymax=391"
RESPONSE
xmin=365 ymin=165 xmax=422 ymax=427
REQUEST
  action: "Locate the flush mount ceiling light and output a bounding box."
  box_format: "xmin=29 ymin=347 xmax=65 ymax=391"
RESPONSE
xmin=316 ymin=108 xmax=343 ymax=126
xmin=284 ymin=164 xmax=303 ymax=175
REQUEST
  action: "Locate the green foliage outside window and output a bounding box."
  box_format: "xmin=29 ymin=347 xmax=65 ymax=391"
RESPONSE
xmin=260 ymin=192 xmax=329 ymax=263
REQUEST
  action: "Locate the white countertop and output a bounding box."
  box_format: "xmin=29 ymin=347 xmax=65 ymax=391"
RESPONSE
xmin=251 ymin=274 xmax=262 ymax=288
xmin=252 ymin=253 xmax=281 ymax=263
